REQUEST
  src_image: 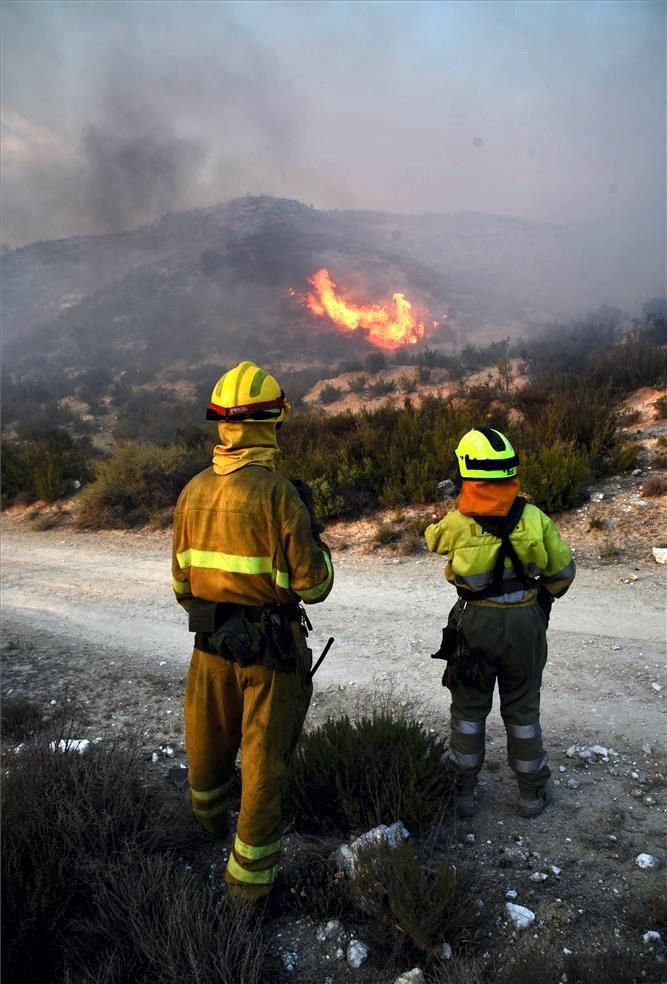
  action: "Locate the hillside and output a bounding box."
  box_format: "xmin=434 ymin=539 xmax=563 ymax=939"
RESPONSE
xmin=2 ymin=196 xmax=659 ymax=377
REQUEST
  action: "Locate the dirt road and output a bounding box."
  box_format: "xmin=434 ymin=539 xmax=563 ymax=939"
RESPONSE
xmin=1 ymin=527 xmax=664 ymax=743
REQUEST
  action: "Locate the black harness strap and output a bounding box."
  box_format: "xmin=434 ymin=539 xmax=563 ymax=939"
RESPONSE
xmin=458 ymin=497 xmax=532 ymax=600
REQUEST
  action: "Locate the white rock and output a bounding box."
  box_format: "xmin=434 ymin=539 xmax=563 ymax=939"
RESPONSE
xmin=394 ymin=969 xmax=426 ymax=984
xmin=439 ymin=943 xmax=453 ymax=960
xmin=505 ymin=902 xmax=536 ymax=930
xmin=49 ymin=739 xmax=91 ymax=755
xmin=347 ymin=939 xmax=369 ymax=969
xmin=335 ymin=948 xmax=345 ymax=960
xmin=317 ymin=919 xmax=343 ymax=942
xmin=563 ymin=947 xmax=573 ymax=956
xmin=643 ymin=931 xmax=662 ymax=943
xmin=652 ymin=547 xmax=667 ymax=564
xmin=651 ymin=683 xmax=662 ymax=693
xmin=151 ymin=752 xmax=159 ymax=764
xmin=334 ymin=822 xmax=410 ymax=877
xmin=590 ymin=492 xmax=605 ymax=501
xmin=635 ymin=853 xmax=660 ymax=869
xmin=530 ymin=872 xmax=548 ymax=882
xmin=465 ymin=833 xmax=476 ymax=844
xmin=506 ymin=889 xmax=518 ymax=900
xmin=550 ymin=865 xmax=562 ymax=877
xmin=162 ymin=745 xmax=175 ymax=758
xmin=643 ymin=743 xmax=653 ymax=755
xmin=281 ymin=950 xmax=298 ymax=972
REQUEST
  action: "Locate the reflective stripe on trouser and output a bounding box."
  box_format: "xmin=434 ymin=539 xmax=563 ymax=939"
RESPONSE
xmin=445 ymin=714 xmax=487 ymax=787
xmin=443 ymin=601 xmax=550 ymax=795
xmin=504 ymin=720 xmax=550 ymax=795
xmin=190 ymin=778 xmax=235 ymax=835
xmin=184 ymin=621 xmax=313 ymax=899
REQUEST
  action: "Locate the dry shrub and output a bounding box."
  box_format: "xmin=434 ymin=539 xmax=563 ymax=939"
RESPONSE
xmin=408 ymin=513 xmax=432 ymax=536
xmin=397 ymin=535 xmax=422 ymax=555
xmin=351 ymin=839 xmax=479 ymax=961
xmin=285 ymin=711 xmax=450 ymax=836
xmin=642 ymin=475 xmax=667 ymax=497
xmin=588 ymin=516 xmax=606 ymax=530
xmin=657 ymin=435 xmax=667 ymax=449
xmin=374 ymin=521 xmax=398 ymax=545
xmin=599 ymin=539 xmax=622 ymax=559
xmin=654 ymin=394 xmax=667 ymax=418
xmin=2 ymin=725 xmax=265 ymax=984
xmin=565 ymin=946 xmax=666 ymax=983
xmin=76 ymin=443 xmax=203 ymax=528
xmin=650 ymin=450 xmax=667 ymax=469
xmin=69 ymin=855 xmax=266 ymax=984
xmin=0 ymin=697 xmax=43 ymax=739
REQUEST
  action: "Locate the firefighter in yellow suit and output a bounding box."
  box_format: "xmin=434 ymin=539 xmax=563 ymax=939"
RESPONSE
xmin=425 ymin=428 xmax=575 ymax=819
xmin=172 ymin=362 xmax=334 ymax=899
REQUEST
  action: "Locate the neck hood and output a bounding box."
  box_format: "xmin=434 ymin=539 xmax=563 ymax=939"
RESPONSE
xmin=212 ymin=421 xmax=280 ymax=476
xmin=458 ymin=477 xmax=521 ymax=517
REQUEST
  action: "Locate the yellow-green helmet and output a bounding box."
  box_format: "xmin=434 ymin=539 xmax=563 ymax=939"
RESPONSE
xmin=206 ymin=361 xmax=290 ymax=423
xmin=455 ymin=427 xmax=519 ymax=480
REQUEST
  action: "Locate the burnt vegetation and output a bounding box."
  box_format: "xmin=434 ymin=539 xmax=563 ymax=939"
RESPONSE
xmin=1 ymin=316 xmax=666 ymax=522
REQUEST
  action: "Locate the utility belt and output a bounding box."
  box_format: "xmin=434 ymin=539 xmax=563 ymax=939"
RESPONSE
xmin=188 ymin=598 xmax=311 ymax=672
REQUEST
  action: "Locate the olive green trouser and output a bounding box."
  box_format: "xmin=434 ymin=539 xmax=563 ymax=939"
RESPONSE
xmin=184 ymin=621 xmax=313 ymax=899
xmin=445 ymin=600 xmax=550 ymax=797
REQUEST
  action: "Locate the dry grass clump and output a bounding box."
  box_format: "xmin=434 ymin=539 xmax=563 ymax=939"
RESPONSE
xmin=650 ymin=450 xmax=667 ymax=469
xmin=0 ymin=697 xmax=43 ymax=740
xmin=2 ymin=723 xmax=266 ymax=984
xmin=351 ymin=838 xmax=479 ymax=961
xmin=588 ymin=516 xmax=606 ymax=531
xmin=285 ymin=711 xmax=450 ymax=836
xmin=374 ymin=521 xmax=399 ymax=545
xmin=642 ymin=475 xmax=667 ymax=497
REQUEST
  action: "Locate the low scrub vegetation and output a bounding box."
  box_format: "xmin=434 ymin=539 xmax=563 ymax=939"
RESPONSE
xmin=2 ymin=317 xmax=665 ymax=524
xmin=76 ymin=442 xmax=206 ymax=528
xmin=1 ymin=721 xmax=266 ymax=984
xmin=284 ymin=711 xmax=450 ymax=836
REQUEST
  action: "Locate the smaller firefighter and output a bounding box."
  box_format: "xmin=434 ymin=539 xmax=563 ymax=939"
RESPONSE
xmin=172 ymin=362 xmax=334 ymax=899
xmin=425 ymin=427 xmax=575 ymax=819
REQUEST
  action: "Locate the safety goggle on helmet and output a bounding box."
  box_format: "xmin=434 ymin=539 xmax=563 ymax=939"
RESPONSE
xmin=455 ymin=427 xmax=519 ymax=480
xmin=206 ymin=361 xmax=290 ymax=423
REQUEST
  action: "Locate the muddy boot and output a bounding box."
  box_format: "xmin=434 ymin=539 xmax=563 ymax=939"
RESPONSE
xmin=517 ymin=782 xmax=554 ymax=819
xmin=454 ymin=782 xmax=478 ymax=818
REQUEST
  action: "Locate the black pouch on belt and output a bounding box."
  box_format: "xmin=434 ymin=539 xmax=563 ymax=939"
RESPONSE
xmin=431 ymin=601 xmax=482 ymax=690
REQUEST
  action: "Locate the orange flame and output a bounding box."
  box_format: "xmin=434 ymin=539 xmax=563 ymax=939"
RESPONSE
xmin=303 ymin=268 xmax=426 ymax=350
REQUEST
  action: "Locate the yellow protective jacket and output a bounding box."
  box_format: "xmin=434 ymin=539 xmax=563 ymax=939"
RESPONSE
xmin=172 ymin=464 xmax=333 ymax=609
xmin=425 ymin=501 xmax=575 ymax=598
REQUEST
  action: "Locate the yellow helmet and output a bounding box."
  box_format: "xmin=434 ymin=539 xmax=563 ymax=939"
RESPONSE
xmin=455 ymin=427 xmax=519 ymax=480
xmin=206 ymin=361 xmax=290 ymax=423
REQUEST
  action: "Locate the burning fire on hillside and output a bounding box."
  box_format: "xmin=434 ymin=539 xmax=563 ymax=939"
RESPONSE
xmin=290 ymin=268 xmax=428 ymax=350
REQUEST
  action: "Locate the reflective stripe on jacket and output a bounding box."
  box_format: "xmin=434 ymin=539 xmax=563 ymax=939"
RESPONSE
xmin=424 ymin=502 xmax=575 ymax=598
xmin=172 ymin=464 xmax=333 ymax=608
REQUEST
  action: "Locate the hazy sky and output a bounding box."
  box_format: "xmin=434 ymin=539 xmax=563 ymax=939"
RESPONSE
xmin=1 ymin=0 xmax=665 ymax=246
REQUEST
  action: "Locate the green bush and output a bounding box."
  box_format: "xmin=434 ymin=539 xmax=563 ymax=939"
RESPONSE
xmin=320 ymin=383 xmax=342 ymax=405
xmin=520 ymin=442 xmax=591 ymax=513
xmin=76 ymin=442 xmax=205 ymax=528
xmin=369 ymin=379 xmax=396 ymax=398
xmin=655 ymin=395 xmax=667 ymax=419
xmin=364 ymin=351 xmax=386 ymax=374
xmin=284 ymin=711 xmax=450 ymax=836
xmin=348 ymin=374 xmax=368 ymax=394
xmin=1 ymin=430 xmax=93 ymax=506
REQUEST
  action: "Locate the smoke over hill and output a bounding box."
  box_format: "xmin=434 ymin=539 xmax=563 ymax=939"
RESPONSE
xmin=1 ymin=195 xmax=664 ymax=375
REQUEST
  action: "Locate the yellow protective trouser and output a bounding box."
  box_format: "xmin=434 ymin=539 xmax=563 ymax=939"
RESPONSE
xmin=184 ymin=621 xmax=312 ymax=900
